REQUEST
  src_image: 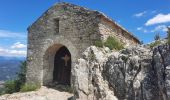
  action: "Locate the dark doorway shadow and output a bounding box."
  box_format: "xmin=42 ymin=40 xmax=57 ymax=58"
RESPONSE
xmin=53 ymin=46 xmax=71 ymax=85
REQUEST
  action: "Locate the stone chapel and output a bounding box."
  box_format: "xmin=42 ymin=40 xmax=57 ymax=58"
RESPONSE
xmin=26 ymin=2 xmax=140 ymax=86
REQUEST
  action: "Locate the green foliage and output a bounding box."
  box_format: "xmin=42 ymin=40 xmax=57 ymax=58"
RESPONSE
xmin=149 ymin=40 xmax=161 ymax=48
xmin=20 ymin=83 xmax=40 ymax=92
xmin=0 ymin=87 xmax=5 ymax=95
xmin=16 ymin=61 xmax=27 ymax=90
xmin=154 ymin=33 xmax=160 ymax=41
xmin=0 ymin=89 xmax=5 ymax=96
xmin=94 ymin=40 xmax=103 ymax=47
xmin=4 ymin=80 xmax=18 ymax=94
xmin=167 ymin=27 xmax=170 ymax=44
xmin=1 ymin=61 xmax=27 ymax=94
xmin=94 ymin=37 xmax=124 ymax=50
xmin=104 ymin=36 xmax=124 ymax=50
xmin=55 ymin=85 xmax=73 ymax=93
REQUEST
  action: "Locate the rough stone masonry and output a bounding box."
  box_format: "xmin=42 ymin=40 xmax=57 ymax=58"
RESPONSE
xmin=26 ymin=2 xmax=140 ymax=90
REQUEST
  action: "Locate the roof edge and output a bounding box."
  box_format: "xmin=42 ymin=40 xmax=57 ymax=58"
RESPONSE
xmin=97 ymin=12 xmax=140 ymax=43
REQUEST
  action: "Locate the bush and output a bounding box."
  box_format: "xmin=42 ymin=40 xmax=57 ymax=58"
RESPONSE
xmin=16 ymin=61 xmax=27 ymax=90
xmin=20 ymin=83 xmax=40 ymax=92
xmin=4 ymin=80 xmax=18 ymax=94
xmin=154 ymin=33 xmax=160 ymax=41
xmin=149 ymin=40 xmax=161 ymax=48
xmin=0 ymin=87 xmax=5 ymax=95
xmin=94 ymin=40 xmax=103 ymax=47
xmin=104 ymin=36 xmax=124 ymax=50
xmin=1 ymin=61 xmax=27 ymax=94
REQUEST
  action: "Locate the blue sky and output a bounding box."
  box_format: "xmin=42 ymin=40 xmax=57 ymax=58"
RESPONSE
xmin=0 ymin=0 xmax=170 ymax=57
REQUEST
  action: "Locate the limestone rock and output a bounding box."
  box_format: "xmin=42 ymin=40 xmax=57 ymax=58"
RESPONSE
xmin=73 ymin=44 xmax=170 ymax=100
xmin=73 ymin=46 xmax=118 ymax=100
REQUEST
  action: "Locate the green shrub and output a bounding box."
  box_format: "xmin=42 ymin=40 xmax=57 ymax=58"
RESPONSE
xmin=104 ymin=36 xmax=124 ymax=50
xmin=4 ymin=80 xmax=18 ymax=94
xmin=149 ymin=40 xmax=161 ymax=48
xmin=154 ymin=33 xmax=160 ymax=41
xmin=1 ymin=61 xmax=27 ymax=94
xmin=94 ymin=40 xmax=103 ymax=47
xmin=0 ymin=87 xmax=5 ymax=95
xmin=16 ymin=61 xmax=27 ymax=90
xmin=20 ymin=83 xmax=40 ymax=92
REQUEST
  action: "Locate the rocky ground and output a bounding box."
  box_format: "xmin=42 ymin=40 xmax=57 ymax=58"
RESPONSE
xmin=0 ymin=86 xmax=73 ymax=100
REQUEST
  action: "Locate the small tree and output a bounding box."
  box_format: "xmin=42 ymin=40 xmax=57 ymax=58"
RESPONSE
xmin=154 ymin=33 xmax=160 ymax=41
xmin=167 ymin=27 xmax=170 ymax=44
xmin=16 ymin=61 xmax=27 ymax=91
xmin=4 ymin=61 xmax=27 ymax=94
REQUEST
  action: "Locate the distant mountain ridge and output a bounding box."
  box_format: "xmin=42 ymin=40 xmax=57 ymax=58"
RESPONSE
xmin=0 ymin=56 xmax=25 ymax=61
xmin=0 ymin=56 xmax=26 ymax=81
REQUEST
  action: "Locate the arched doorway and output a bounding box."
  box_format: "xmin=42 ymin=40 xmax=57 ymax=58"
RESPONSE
xmin=53 ymin=46 xmax=71 ymax=85
xmin=43 ymin=42 xmax=78 ymax=86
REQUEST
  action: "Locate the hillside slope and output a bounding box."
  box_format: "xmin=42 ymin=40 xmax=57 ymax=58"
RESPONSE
xmin=0 ymin=56 xmax=25 ymax=81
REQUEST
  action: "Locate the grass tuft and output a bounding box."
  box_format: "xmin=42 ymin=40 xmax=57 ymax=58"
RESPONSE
xmin=149 ymin=40 xmax=161 ymax=48
xmin=104 ymin=36 xmax=124 ymax=50
xmin=20 ymin=83 xmax=40 ymax=92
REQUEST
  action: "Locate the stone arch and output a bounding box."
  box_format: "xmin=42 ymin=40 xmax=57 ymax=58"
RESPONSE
xmin=42 ymin=39 xmax=78 ymax=85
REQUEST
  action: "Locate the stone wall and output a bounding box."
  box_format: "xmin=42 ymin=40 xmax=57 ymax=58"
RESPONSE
xmin=98 ymin=16 xmax=139 ymax=47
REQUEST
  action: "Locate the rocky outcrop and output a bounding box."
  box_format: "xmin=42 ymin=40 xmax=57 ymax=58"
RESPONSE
xmin=73 ymin=44 xmax=170 ymax=100
xmin=73 ymin=47 xmax=118 ymax=100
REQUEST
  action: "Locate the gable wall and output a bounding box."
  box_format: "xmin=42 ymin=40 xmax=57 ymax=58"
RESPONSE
xmin=26 ymin=4 xmax=101 ymax=85
xmin=98 ymin=16 xmax=139 ymax=47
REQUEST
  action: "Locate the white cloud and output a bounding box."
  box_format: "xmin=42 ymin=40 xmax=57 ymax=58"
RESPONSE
xmin=143 ymin=29 xmax=148 ymax=33
xmin=145 ymin=13 xmax=170 ymax=26
xmin=11 ymin=42 xmax=27 ymax=49
xmin=0 ymin=30 xmax=26 ymax=38
xmin=0 ymin=48 xmax=26 ymax=57
xmin=137 ymin=25 xmax=168 ymax=33
xmin=134 ymin=11 xmax=147 ymax=17
xmin=136 ymin=27 xmax=148 ymax=33
xmin=137 ymin=27 xmax=142 ymax=30
xmin=151 ymin=25 xmax=168 ymax=32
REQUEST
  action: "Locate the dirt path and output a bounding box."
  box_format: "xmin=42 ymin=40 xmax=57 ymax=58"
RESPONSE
xmin=0 ymin=86 xmax=73 ymax=100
